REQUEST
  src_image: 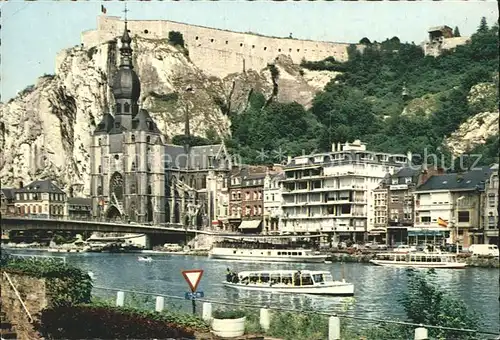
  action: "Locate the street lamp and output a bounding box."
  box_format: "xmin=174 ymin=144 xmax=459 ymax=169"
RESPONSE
xmin=455 ymin=196 xmax=465 ymax=254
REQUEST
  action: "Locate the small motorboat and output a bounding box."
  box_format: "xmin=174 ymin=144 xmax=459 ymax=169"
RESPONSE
xmin=223 ymin=270 xmax=354 ymax=296
xmin=138 ymin=256 xmax=153 ymax=262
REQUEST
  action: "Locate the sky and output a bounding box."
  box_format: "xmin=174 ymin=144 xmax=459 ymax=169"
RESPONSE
xmin=1 ymin=1 xmax=498 ymax=102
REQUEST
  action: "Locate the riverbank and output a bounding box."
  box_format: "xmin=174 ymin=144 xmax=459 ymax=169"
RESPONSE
xmin=3 ymin=246 xmax=498 ymax=268
xmin=326 ymin=252 xmax=500 ymax=268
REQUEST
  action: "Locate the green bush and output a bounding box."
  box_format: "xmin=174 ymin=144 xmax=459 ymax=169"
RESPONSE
xmin=36 ymin=305 xmax=201 ymax=339
xmin=0 ymin=254 xmax=92 ymax=307
xmin=212 ymin=309 xmax=246 ymax=319
xmin=168 ymin=31 xmax=185 ymax=47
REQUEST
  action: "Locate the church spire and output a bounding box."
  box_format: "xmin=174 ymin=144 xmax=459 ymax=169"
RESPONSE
xmin=119 ymin=4 xmax=133 ymax=69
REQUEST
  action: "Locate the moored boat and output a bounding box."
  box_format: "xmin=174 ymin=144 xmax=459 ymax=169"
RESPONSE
xmin=223 ymin=270 xmax=354 ymax=296
xmin=369 ymin=252 xmax=466 ymax=269
xmin=209 ymin=237 xmax=327 ymax=263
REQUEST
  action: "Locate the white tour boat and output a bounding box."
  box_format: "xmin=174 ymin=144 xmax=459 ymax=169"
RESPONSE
xmin=369 ymin=252 xmax=467 ymax=269
xmin=209 ymin=238 xmax=327 ymax=263
xmin=223 ymin=270 xmax=354 ymax=296
xmin=209 ymin=246 xmax=327 ymax=263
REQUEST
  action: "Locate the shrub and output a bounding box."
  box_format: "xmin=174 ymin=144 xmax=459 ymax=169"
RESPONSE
xmin=168 ymin=31 xmax=185 ymax=47
xmin=0 ymin=254 xmax=92 ymax=307
xmin=36 ymin=305 xmax=198 ymax=339
xmin=212 ymin=309 xmax=246 ymax=319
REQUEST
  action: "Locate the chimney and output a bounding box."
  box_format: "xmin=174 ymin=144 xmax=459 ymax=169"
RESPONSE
xmin=332 ymin=143 xmax=336 ymax=152
xmin=337 ymin=142 xmax=341 ymax=152
xmin=287 ymin=156 xmax=292 ymax=164
xmin=407 ymin=151 xmax=412 ymax=164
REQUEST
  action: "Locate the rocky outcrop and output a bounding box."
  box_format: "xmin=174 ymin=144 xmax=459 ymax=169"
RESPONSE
xmin=0 ymin=35 xmax=326 ymax=195
xmin=444 ymin=81 xmax=499 ymax=156
xmin=444 ymin=111 xmax=499 ymax=156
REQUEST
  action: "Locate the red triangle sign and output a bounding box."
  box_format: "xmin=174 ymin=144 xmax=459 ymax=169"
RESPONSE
xmin=182 ymin=269 xmax=204 ymax=292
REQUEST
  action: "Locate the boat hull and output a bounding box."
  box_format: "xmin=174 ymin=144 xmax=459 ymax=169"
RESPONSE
xmin=222 ymin=281 xmax=354 ymax=296
xmin=209 ymin=253 xmax=327 ymax=263
xmin=369 ymin=259 xmax=467 ymax=269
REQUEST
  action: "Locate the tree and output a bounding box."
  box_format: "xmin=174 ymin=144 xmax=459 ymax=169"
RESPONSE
xmin=359 ymin=37 xmax=371 ymax=45
xmin=168 ymin=31 xmax=185 ymax=47
xmin=478 ymin=17 xmax=489 ymax=33
xmin=453 ymin=26 xmax=461 ymax=37
xmin=400 ymin=269 xmax=481 ymax=339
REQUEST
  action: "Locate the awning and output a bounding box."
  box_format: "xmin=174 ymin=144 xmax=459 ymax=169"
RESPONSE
xmin=239 ymin=220 xmax=262 ymax=229
xmin=408 ymin=229 xmax=448 ymax=237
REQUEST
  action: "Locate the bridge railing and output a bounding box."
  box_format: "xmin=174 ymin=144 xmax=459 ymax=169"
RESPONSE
xmin=91 ymin=286 xmax=500 ymax=340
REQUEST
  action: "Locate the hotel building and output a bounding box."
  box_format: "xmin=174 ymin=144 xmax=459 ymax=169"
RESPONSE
xmin=280 ymin=140 xmax=408 ymax=241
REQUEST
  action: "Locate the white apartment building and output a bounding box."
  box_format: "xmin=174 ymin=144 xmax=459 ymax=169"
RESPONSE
xmin=280 ymin=140 xmax=408 ymax=241
xmin=263 ymin=170 xmax=284 ymax=234
xmin=483 ymin=164 xmax=498 ymax=245
xmin=414 ymin=167 xmax=493 ymax=247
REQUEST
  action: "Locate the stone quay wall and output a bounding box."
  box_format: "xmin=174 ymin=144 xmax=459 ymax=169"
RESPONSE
xmin=0 ymin=273 xmax=49 ymax=339
xmin=82 ymin=16 xmax=359 ymax=78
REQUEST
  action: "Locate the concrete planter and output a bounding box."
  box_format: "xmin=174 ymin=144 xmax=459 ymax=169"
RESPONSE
xmin=211 ymin=316 xmax=246 ymax=338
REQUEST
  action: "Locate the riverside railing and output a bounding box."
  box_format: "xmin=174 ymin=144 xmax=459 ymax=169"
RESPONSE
xmin=92 ymin=286 xmax=500 ymax=340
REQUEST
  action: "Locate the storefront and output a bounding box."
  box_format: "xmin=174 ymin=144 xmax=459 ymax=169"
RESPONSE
xmin=386 ymin=227 xmax=408 ymax=247
xmin=407 ymin=229 xmax=449 ymax=246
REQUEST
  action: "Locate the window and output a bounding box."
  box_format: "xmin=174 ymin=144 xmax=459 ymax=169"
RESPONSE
xmin=146 ymin=136 xmax=151 ymax=143
xmin=116 ymin=103 xmax=122 ymax=113
xmin=405 ymin=177 xmax=412 ymax=184
xmin=421 ymin=216 xmax=431 ymax=223
xmin=489 ymin=194 xmax=496 ymax=207
xmin=124 ymin=103 xmax=130 ymax=113
xmin=392 ymin=178 xmax=398 ymax=185
xmin=97 ymin=186 xmax=103 ymax=195
xmin=488 ymin=215 xmax=496 ymax=227
xmin=131 ymin=135 xmax=135 ymax=142
xmin=458 ymin=211 xmax=470 ymax=223
xmin=98 ymin=165 xmax=102 ymax=173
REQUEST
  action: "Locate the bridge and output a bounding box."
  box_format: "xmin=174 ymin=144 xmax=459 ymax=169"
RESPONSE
xmin=0 ymin=216 xmax=200 ymax=235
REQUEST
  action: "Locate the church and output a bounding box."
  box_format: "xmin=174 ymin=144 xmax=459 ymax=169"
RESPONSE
xmin=90 ymin=18 xmax=232 ymax=227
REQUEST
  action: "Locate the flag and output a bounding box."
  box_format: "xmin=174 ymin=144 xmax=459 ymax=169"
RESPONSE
xmin=101 ymin=5 xmax=107 ymax=14
xmin=437 ymin=217 xmax=448 ymax=228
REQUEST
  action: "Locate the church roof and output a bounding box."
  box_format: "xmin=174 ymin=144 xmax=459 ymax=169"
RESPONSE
xmin=94 ymin=113 xmax=115 ymax=134
xmin=132 ymin=109 xmax=161 ymax=133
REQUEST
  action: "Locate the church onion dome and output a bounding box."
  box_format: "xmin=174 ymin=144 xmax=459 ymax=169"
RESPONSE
xmin=112 ymin=69 xmax=141 ymax=101
xmin=94 ymin=113 xmax=115 ymax=134
xmin=132 ymin=109 xmax=161 ymax=133
xmin=111 ymin=21 xmax=141 ymax=101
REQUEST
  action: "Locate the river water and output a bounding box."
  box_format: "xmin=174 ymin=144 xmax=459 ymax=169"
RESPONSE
xmin=5 ymin=250 xmax=500 ymax=333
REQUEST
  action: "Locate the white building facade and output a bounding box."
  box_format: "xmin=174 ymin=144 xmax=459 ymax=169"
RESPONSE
xmin=263 ymin=171 xmax=284 ymax=234
xmin=280 ymin=140 xmax=408 ymax=241
xmin=483 ymin=164 xmax=498 ymax=245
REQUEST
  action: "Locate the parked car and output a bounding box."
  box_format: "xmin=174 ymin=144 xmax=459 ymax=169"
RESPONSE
xmin=364 ymin=242 xmax=387 ymax=250
xmin=469 ymin=244 xmax=499 ymax=257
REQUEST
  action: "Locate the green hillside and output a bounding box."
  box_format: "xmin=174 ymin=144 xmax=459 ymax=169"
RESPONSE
xmin=226 ymin=18 xmax=499 ymax=168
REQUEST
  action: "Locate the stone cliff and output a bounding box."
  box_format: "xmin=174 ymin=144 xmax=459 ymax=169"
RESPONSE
xmin=0 ymin=34 xmax=335 ymax=195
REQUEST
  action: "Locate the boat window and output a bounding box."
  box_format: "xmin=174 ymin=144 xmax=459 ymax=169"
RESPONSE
xmin=233 ymin=250 xmax=237 ymax=254
xmin=292 ymin=252 xmax=298 ymax=256
xmin=260 ymin=274 xmax=270 ymax=284
xmin=267 ymin=251 xmax=271 ymax=256
xmin=282 ymin=274 xmax=293 ymax=285
xmin=241 ymin=276 xmax=249 ymax=284
xmin=288 ymin=252 xmax=292 ymax=256
xmin=323 ymin=274 xmax=333 ymax=282
xmin=277 ymin=252 xmax=281 ymax=255
xmin=312 ymin=274 xmax=324 ymax=283
xmin=301 ymin=274 xmax=313 ymax=286
xmin=270 ymin=273 xmax=280 ymax=284
xmin=298 ymin=252 xmax=302 ymax=256
xmin=249 ymin=274 xmax=259 ymax=284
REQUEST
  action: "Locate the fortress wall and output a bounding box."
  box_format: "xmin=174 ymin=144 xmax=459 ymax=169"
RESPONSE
xmin=82 ymin=16 xmax=355 ymax=77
